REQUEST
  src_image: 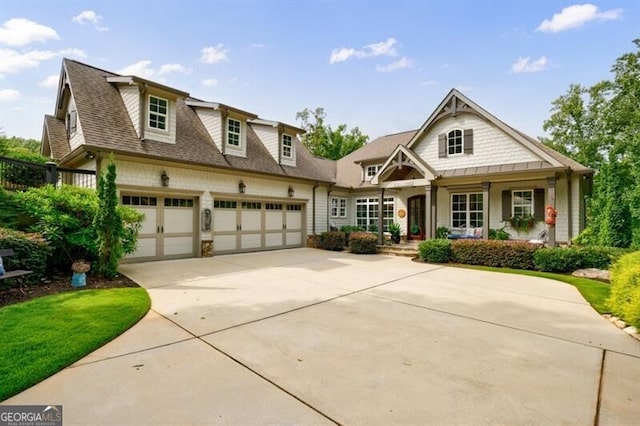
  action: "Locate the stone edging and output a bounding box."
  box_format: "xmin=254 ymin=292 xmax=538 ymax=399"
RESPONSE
xmin=602 ymin=314 xmax=640 ymax=342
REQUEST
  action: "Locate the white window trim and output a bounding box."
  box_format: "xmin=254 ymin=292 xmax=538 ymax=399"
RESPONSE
xmin=282 ymin=134 xmax=293 ymax=158
xmin=355 ymin=197 xmax=394 ymax=230
xmin=512 ymin=189 xmax=534 ymax=217
xmin=148 ymin=95 xmax=169 ymax=133
xmin=447 ymin=129 xmax=463 ymax=156
xmin=331 ymin=197 xmax=347 ymax=218
xmin=366 ymin=165 xmax=381 ymax=181
xmin=450 ymin=192 xmax=483 ymax=228
xmin=227 ymin=117 xmax=242 ymax=147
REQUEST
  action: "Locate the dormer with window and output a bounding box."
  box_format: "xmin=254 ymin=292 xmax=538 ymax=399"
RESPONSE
xmin=107 ymin=75 xmax=186 ymax=144
xmin=247 ymin=119 xmax=300 ymax=166
xmin=365 ymin=164 xmax=382 ymax=181
xmin=280 ymin=133 xmax=296 ymax=166
xmin=438 ymin=128 xmax=473 ymax=158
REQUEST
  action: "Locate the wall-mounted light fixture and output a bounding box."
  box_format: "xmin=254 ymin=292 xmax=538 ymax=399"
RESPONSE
xmin=161 ymin=171 xmax=170 ymax=187
xmin=85 ymin=151 xmax=96 ymax=160
xmin=288 ymin=185 xmax=294 ymax=197
xmin=239 ymin=180 xmax=246 ymax=194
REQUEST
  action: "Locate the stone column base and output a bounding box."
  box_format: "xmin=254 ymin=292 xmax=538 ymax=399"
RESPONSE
xmin=201 ymin=240 xmax=214 ymax=257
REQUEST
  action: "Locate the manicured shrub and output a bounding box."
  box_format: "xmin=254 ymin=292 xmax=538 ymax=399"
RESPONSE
xmin=340 ymin=225 xmax=364 ymax=244
xmin=451 ymin=240 xmax=539 ymax=270
xmin=418 ymin=239 xmax=452 ymax=263
xmin=0 ymin=227 xmax=51 ymax=284
xmin=349 ymin=232 xmax=377 ymax=254
xmin=607 ymin=251 xmax=640 ymax=328
xmin=489 ymin=227 xmax=510 ymax=240
xmin=319 ymin=231 xmax=346 ymax=251
xmin=436 ymin=226 xmax=449 ymax=239
xmin=533 ymin=246 xmax=625 ymax=272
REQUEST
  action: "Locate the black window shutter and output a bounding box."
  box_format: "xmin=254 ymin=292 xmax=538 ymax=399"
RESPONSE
xmin=502 ymin=190 xmax=511 ymax=220
xmin=438 ymin=134 xmax=446 ymax=158
xmin=534 ymin=189 xmax=545 ymax=220
xmin=463 ymin=129 xmax=473 ymax=154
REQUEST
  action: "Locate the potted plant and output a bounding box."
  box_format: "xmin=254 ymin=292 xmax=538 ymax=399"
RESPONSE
xmin=71 ymin=260 xmax=91 ymax=288
xmin=410 ymin=223 xmax=421 ymax=236
xmin=388 ymin=223 xmax=402 ymax=244
xmin=509 ymin=215 xmax=535 ymax=233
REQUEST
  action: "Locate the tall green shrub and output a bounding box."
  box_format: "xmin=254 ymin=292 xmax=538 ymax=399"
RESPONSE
xmin=0 ymin=228 xmax=51 ymax=284
xmin=418 ymin=239 xmax=451 ymax=263
xmin=607 ymin=251 xmax=640 ymax=328
xmin=94 ymin=159 xmax=124 ymax=278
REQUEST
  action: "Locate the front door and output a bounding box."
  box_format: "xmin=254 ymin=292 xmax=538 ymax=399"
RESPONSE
xmin=407 ymin=195 xmax=425 ymax=240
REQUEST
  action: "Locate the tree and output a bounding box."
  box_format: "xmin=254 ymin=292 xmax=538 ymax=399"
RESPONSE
xmin=296 ymin=107 xmax=368 ymax=160
xmin=94 ymin=157 xmax=124 ymax=278
xmin=543 ymin=41 xmax=640 ymax=248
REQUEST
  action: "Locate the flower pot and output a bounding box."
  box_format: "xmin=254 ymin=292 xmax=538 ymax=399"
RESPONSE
xmin=71 ymin=272 xmax=86 ymax=288
xmin=391 ymin=233 xmax=401 ymax=244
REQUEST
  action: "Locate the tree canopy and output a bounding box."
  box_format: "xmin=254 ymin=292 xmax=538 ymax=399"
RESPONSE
xmin=296 ymin=107 xmax=368 ymax=160
xmin=0 ymin=135 xmax=46 ymax=163
xmin=542 ymin=40 xmax=640 ymax=248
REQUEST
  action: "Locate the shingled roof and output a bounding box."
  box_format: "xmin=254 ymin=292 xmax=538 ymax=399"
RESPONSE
xmin=49 ymin=59 xmax=335 ymax=183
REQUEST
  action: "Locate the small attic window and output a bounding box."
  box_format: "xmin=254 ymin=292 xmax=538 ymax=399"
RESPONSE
xmin=227 ymin=118 xmax=241 ymax=147
xmin=438 ymin=129 xmax=474 ymax=158
xmin=282 ymin=134 xmax=293 ymax=158
xmin=447 ymin=129 xmax=463 ymax=155
xmin=366 ymin=164 xmax=381 ymax=180
xmin=66 ymin=110 xmax=77 ymax=139
xmin=149 ymin=95 xmax=168 ymax=131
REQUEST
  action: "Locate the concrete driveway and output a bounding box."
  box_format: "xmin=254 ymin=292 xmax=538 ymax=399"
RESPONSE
xmin=7 ymin=248 xmax=640 ymax=424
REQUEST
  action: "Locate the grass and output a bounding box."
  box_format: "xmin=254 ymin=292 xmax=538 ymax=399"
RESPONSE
xmin=0 ymin=287 xmax=150 ymax=401
xmin=456 ymin=264 xmax=611 ymax=314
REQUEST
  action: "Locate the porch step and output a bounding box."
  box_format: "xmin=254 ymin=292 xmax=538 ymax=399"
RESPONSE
xmin=377 ymin=243 xmax=421 ymax=258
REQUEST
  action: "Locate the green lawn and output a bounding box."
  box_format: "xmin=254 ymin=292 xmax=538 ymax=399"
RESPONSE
xmin=0 ymin=287 xmax=150 ymax=401
xmin=456 ymin=265 xmax=611 ymax=314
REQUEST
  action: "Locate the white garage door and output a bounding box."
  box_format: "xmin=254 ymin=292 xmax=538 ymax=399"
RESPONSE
xmin=212 ymin=199 xmax=303 ymax=254
xmin=122 ymin=194 xmax=197 ymax=262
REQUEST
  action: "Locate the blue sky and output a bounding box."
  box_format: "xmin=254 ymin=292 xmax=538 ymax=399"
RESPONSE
xmin=0 ymin=1 xmax=638 ymax=142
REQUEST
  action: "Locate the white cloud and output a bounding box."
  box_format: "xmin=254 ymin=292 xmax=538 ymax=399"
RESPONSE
xmin=201 ymin=78 xmax=218 ymax=87
xmin=0 ymin=89 xmax=20 ymax=101
xmin=0 ymin=48 xmax=86 ymax=74
xmin=456 ymin=85 xmax=474 ymax=92
xmin=39 ymin=74 xmax=59 ymax=88
xmin=59 ymin=48 xmax=86 ymax=58
xmin=0 ymin=18 xmax=59 ymax=46
xmin=376 ymin=57 xmax=412 ymax=72
xmin=159 ymin=63 xmax=189 ymax=75
xmin=537 ymin=4 xmax=622 ymax=33
xmin=72 ymin=10 xmax=108 ymax=31
xmin=420 ymin=80 xmax=436 ymax=87
xmin=118 ymin=60 xmax=155 ymax=78
xmin=200 ymin=44 xmax=228 ymax=64
xmin=511 ymin=56 xmax=549 ymax=73
xmin=251 ymin=43 xmax=267 ymax=48
xmin=329 ymin=37 xmax=399 ymax=64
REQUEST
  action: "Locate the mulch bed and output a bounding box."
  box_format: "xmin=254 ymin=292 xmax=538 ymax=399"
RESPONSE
xmin=0 ymin=273 xmax=139 ymax=308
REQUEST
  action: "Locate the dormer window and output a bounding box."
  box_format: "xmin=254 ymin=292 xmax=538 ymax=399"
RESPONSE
xmin=447 ymin=129 xmax=463 ymax=155
xmin=66 ymin=110 xmax=77 ymax=138
xmin=282 ymin=134 xmax=292 ymax=158
xmin=227 ymin=118 xmax=241 ymax=146
xmin=149 ymin=96 xmax=168 ymax=131
xmin=366 ymin=165 xmax=381 ymax=180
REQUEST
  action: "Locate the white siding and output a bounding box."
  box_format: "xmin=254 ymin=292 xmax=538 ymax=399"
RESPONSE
xmin=195 ymin=109 xmax=223 ymax=151
xmin=280 ymin=134 xmax=297 ymax=167
xmin=413 ymin=114 xmax=539 ymax=170
xmin=144 ymin=96 xmax=177 ymax=144
xmin=67 ymin=98 xmax=85 ymax=151
xmin=118 ymin=85 xmax=141 ymax=137
xmin=251 ymin=124 xmax=279 ymax=162
xmin=313 ymin=186 xmax=329 ymax=234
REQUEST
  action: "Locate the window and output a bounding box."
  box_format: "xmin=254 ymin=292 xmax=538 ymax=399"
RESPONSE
xmin=149 ymin=96 xmax=168 ymax=131
xmin=451 ymin=193 xmax=483 ymax=228
xmin=287 ymin=204 xmax=302 ymax=211
xmin=122 ymin=195 xmax=157 ymax=206
xmin=356 ymin=197 xmax=394 ymax=231
xmin=66 ymin=110 xmax=77 ymax=138
xmin=512 ymin=190 xmax=533 ymax=217
xmin=227 ymin=118 xmax=241 ymax=147
xmin=366 ymin=165 xmax=381 ymax=180
xmin=447 ymin=129 xmax=463 ymax=155
xmin=241 ymin=201 xmax=261 ymax=209
xmin=214 ymin=200 xmax=237 ymax=209
xmin=282 ymin=134 xmax=293 ymax=158
xmin=266 ymin=203 xmax=283 ymax=210
xmin=164 ymin=198 xmax=194 ymax=208
xmin=331 ymin=197 xmax=347 ymax=218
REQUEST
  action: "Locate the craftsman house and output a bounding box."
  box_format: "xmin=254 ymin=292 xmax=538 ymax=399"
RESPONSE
xmin=41 ymin=59 xmax=591 ymax=262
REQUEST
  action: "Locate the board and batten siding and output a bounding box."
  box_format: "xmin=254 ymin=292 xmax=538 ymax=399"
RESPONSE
xmin=413 ymin=115 xmax=539 ymax=171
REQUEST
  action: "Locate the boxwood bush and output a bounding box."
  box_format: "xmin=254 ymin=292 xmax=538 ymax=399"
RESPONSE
xmin=418 ymin=239 xmax=452 ymax=263
xmin=607 ymin=251 xmax=640 ymax=328
xmin=0 ymin=227 xmax=50 ymax=284
xmin=451 ymin=240 xmax=539 ymax=270
xmin=319 ymin=231 xmax=346 ymax=251
xmin=533 ymin=246 xmax=625 ymax=272
xmin=349 ymin=232 xmax=377 ymax=254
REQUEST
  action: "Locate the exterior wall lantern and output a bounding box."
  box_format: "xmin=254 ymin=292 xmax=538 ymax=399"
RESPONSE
xmin=161 ymin=171 xmax=170 ymax=187
xmin=239 ymin=180 xmax=246 ymax=194
xmin=288 ymin=185 xmax=294 ymax=197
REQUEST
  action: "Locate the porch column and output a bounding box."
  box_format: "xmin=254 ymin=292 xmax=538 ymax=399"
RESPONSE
xmin=482 ymin=181 xmax=491 ymax=240
xmin=377 ymin=187 xmax=385 ymax=245
xmin=547 ymin=177 xmax=556 ymax=247
xmin=430 ymin=186 xmax=438 ymax=238
xmin=424 ymin=185 xmax=433 ymax=240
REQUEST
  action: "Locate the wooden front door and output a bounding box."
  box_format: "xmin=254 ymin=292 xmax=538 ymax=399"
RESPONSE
xmin=407 ymin=195 xmax=425 ymax=240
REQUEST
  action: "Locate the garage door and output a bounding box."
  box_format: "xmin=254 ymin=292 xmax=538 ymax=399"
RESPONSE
xmin=213 ymin=199 xmax=303 ymax=254
xmin=122 ymin=194 xmax=197 ymax=261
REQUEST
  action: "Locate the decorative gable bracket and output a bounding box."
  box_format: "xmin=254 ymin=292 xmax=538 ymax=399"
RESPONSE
xmin=371 ymin=145 xmax=438 ymax=186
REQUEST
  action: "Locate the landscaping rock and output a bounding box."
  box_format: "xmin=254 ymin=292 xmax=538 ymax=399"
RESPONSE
xmin=571 ymin=268 xmax=610 ymax=282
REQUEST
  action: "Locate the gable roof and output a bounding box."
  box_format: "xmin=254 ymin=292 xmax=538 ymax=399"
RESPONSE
xmin=371 ymin=144 xmax=438 ymax=184
xmin=46 ymin=59 xmax=335 ymax=183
